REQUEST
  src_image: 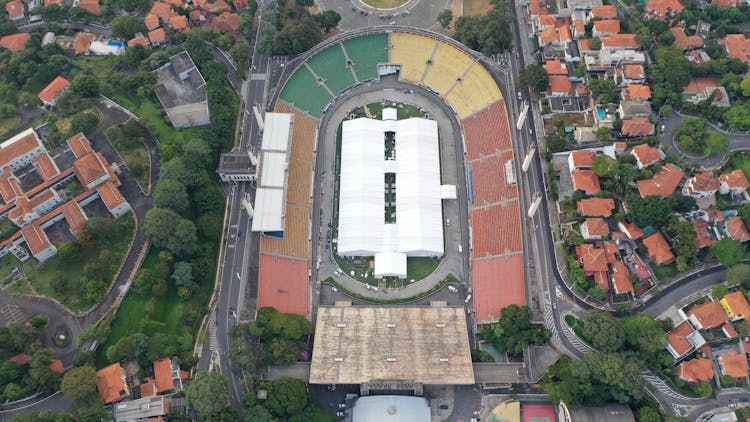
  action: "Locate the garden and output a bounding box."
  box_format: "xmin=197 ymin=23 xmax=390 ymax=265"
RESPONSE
xmin=105 ymin=121 xmax=152 ymax=192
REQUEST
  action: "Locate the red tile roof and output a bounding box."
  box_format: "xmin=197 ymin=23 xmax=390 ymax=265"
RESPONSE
xmin=544 ymin=60 xmax=567 ymax=75
xmin=720 ymin=169 xmax=750 ymax=189
xmin=646 ymin=0 xmax=685 ymax=18
xmin=719 ymin=350 xmax=748 ymax=378
xmin=548 ymin=75 xmax=573 ymax=96
xmin=20 ymin=224 xmax=52 ymax=256
xmin=49 ymin=359 xmax=64 ymax=373
xmin=78 ymin=0 xmax=100 ymax=15
xmin=619 ymin=222 xmax=644 ymax=240
xmin=621 ymin=117 xmax=653 ymax=137
xmin=73 ymin=32 xmax=95 ymax=54
xmin=670 ymin=27 xmax=704 ymax=50
xmin=128 ymin=36 xmax=148 ymax=47
xmin=569 ymin=150 xmax=596 ymax=168
xmin=723 ymin=323 xmax=739 ymax=338
xmin=623 ymin=84 xmax=651 ymax=101
xmin=258 ymin=254 xmax=309 ymax=317
xmin=153 ymin=358 xmax=174 ymax=392
xmin=643 ymin=232 xmax=675 ymax=265
xmin=679 ymin=358 xmax=714 ymax=382
xmin=611 ymin=261 xmax=633 ymax=294
xmin=693 ymin=220 xmax=716 ymax=249
xmin=623 ymin=64 xmax=645 ymax=80
xmin=683 ymin=77 xmax=721 ymax=95
xmin=576 ymin=244 xmax=608 ymax=273
xmin=668 ymin=321 xmax=696 ymax=358
xmin=168 ymin=14 xmax=188 ymax=32
xmin=33 ymin=153 xmax=59 ymax=181
xmin=578 ymin=38 xmax=591 ymax=51
xmin=473 ymin=255 xmax=525 ymax=323
xmin=637 ymin=163 xmax=685 ymax=198
xmin=686 ymin=172 xmax=720 ymax=194
xmin=211 ymin=12 xmax=240 ymax=37
xmin=727 ymin=216 xmax=750 ymax=242
xmin=720 ymin=34 xmax=750 ymax=62
xmin=140 ymin=378 xmax=156 ymax=397
xmin=572 ymin=170 xmax=601 ymax=194
xmin=706 ymin=207 xmax=725 ymax=223
xmin=0 ymin=33 xmax=29 ymax=51
xmin=577 ymin=198 xmax=615 ymax=216
xmin=721 ymin=291 xmax=750 ymax=321
xmin=583 ymin=218 xmax=609 ymax=237
xmin=631 ymin=143 xmax=663 ymax=166
xmin=5 ymin=1 xmax=23 ymax=19
xmin=38 ymin=76 xmax=69 ymax=105
xmin=149 ymin=1 xmax=173 ymax=20
xmin=593 ymin=20 xmax=621 ymax=34
xmin=0 ymin=129 xmax=42 ymax=168
xmin=690 ymin=300 xmax=729 ymax=329
xmin=529 ymin=0 xmax=550 ymax=16
xmin=66 ymin=133 xmax=92 ymax=159
xmin=144 ymin=14 xmax=160 ymax=30
xmin=96 ymin=181 xmax=127 ymax=211
xmin=591 ymin=5 xmax=618 ymax=18
xmin=602 ymin=34 xmax=639 ymax=48
xmin=96 ymin=363 xmax=128 ymax=404
xmin=148 ymin=28 xmax=167 ymax=44
xmin=61 ymin=201 xmax=86 ymax=235
xmin=74 ymin=153 xmax=109 ymax=187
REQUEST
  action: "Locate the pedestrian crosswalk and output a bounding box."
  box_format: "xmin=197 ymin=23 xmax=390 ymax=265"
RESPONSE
xmin=642 ymin=370 xmax=700 ymax=401
xmin=208 ymin=311 xmax=218 ymax=353
xmin=559 ymin=317 xmax=594 ymax=354
xmin=543 ymin=305 xmax=559 ymax=339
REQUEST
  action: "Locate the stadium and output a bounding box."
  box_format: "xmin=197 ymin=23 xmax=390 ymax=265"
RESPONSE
xmin=253 ymin=27 xmax=525 ymax=329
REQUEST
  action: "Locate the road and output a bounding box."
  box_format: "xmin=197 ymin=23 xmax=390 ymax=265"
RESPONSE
xmin=661 ymin=112 xmax=750 ymax=170
xmin=211 ymin=0 xmax=273 ymax=411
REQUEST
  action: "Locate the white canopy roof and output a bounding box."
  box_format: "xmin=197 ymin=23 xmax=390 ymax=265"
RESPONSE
xmin=251 ymin=113 xmax=294 ymax=233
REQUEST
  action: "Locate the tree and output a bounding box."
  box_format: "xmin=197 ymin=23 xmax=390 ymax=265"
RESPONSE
xmin=68 ymin=111 xmax=99 ymax=136
xmin=622 ymin=313 xmax=667 ymax=363
xmin=471 ymin=348 xmax=495 ymax=362
xmin=172 ymin=262 xmax=194 ymax=299
xmin=259 ymin=17 xmax=321 ymax=55
xmin=625 ymin=194 xmax=673 ymax=229
xmin=61 ymin=366 xmax=104 ymax=418
xmin=669 ymin=220 xmax=697 ymax=264
xmin=153 ymin=180 xmax=189 ymax=213
xmin=28 ymin=349 xmax=61 ymax=395
xmin=582 ymin=310 xmax=624 ymax=352
xmin=244 ymin=405 xmax=273 ymax=422
xmin=317 ymin=10 xmax=340 ymax=33
xmin=142 ymin=208 xmax=181 ymax=247
xmin=453 ymin=2 xmax=514 ymax=54
xmin=711 ymin=238 xmax=747 ymax=267
xmin=596 ymin=126 xmax=610 ymax=142
xmin=168 ymin=219 xmax=198 ymax=258
xmin=592 ymin=155 xmax=618 ymax=178
xmin=693 ymin=381 xmax=713 ymax=398
xmin=519 ymin=64 xmax=549 ymax=92
xmin=705 ymin=131 xmax=729 ymax=155
xmin=480 ymin=305 xmax=551 ymax=357
xmin=111 ymin=16 xmax=146 ymax=39
xmin=261 ymin=377 xmax=308 ymax=418
xmin=652 ymin=47 xmax=691 ymax=108
xmin=70 ymin=74 xmax=100 ymax=98
xmin=638 ymin=407 xmax=662 ymax=422
xmin=119 ymin=0 xmax=149 ymax=12
xmin=589 ymin=37 xmax=601 ymax=50
xmin=438 ymin=9 xmax=453 ymax=28
xmin=248 ymin=307 xmax=312 ymax=341
xmin=185 ymin=371 xmax=231 ymax=419
xmin=727 ymin=263 xmax=750 ymax=286
xmin=10 ymin=411 xmax=75 ymax=422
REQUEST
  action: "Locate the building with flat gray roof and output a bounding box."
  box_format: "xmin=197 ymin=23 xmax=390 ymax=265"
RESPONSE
xmin=113 ymin=396 xmax=168 ymax=422
xmin=217 ymin=152 xmax=256 ymax=183
xmin=153 ymin=51 xmax=210 ymax=129
xmin=558 ymin=403 xmax=634 ymax=422
xmin=352 ymin=396 xmax=430 ymax=422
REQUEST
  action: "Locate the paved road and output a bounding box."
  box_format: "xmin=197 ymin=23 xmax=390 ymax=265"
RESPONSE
xmin=661 ymin=112 xmax=750 ymax=170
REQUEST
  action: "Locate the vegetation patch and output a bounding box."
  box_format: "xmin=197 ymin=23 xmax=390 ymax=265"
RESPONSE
xmin=361 ymin=0 xmax=409 ymax=8
xmin=105 ymin=121 xmax=152 ymax=192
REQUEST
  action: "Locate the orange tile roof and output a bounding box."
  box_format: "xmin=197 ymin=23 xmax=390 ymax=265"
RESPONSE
xmin=642 ymin=232 xmax=675 ymax=265
xmin=593 ymin=20 xmax=621 ymax=34
xmin=602 ymin=34 xmax=639 ymax=48
xmin=153 ymin=358 xmax=174 ymax=392
xmin=96 ymin=181 xmax=127 ymax=211
xmin=621 ymin=117 xmax=653 ymax=137
xmin=611 ymin=261 xmax=633 ymax=294
xmin=578 ymin=38 xmax=591 ymax=51
xmin=577 ymin=198 xmax=615 ymax=216
xmin=78 ymin=0 xmax=100 ymax=15
xmin=9 ymin=189 xmax=58 ymax=224
xmin=74 ymin=153 xmax=109 ymax=187
xmin=631 ymin=144 xmax=662 ymax=166
xmin=570 ymin=150 xmax=596 ymax=168
xmin=258 ymin=254 xmax=309 ymax=316
xmin=73 ymin=32 xmax=94 ymax=54
xmin=148 ymin=28 xmax=167 ymax=44
xmin=668 ymin=321 xmax=697 ymax=357
xmin=96 ymin=363 xmax=128 ymax=404
xmin=548 ymin=75 xmax=573 ymax=95
xmin=670 ymin=27 xmax=704 ymax=50
xmin=726 ymin=216 xmax=750 ymax=242
xmin=536 ymin=14 xmax=557 ymax=28
xmin=0 ymin=171 xmax=22 ymax=202
xmin=724 ymin=323 xmax=739 ymax=338
xmin=574 ymin=19 xmax=584 ymax=35
xmin=20 ymin=224 xmax=51 ymax=256
xmin=472 ymin=255 xmax=526 ymax=323
xmin=623 ymin=84 xmax=651 ymax=101
xmin=679 ymin=358 xmax=714 ymax=382
xmin=637 ymin=163 xmax=685 ymax=198
xmin=623 ymin=64 xmax=645 ymax=80
xmin=0 ymin=129 xmax=42 ymax=168
xmin=705 ymin=207 xmax=725 ymax=222
xmin=720 ymin=169 xmax=750 ymax=189
xmin=693 ymin=220 xmax=716 ymax=249
xmin=209 ymin=0 xmax=231 ymax=13
xmin=66 ymin=133 xmax=92 ymax=159
xmin=690 ymin=301 xmax=729 ymax=329
xmin=687 ymin=172 xmax=720 ymax=194
xmin=0 ymin=33 xmax=29 ymax=51
xmin=683 ymin=77 xmax=720 ymax=95
xmin=572 ymin=170 xmax=601 ymax=194
xmin=583 ymin=218 xmax=609 ymax=237
xmin=5 ymin=1 xmax=23 ymax=19
xmin=719 ymin=350 xmax=748 ymax=378
xmin=9 ymin=353 xmax=30 ymax=364
xmin=144 ymin=14 xmax=160 ymax=29
xmin=529 ymin=0 xmax=550 ymax=16
xmin=646 ymin=0 xmax=685 ymax=17
xmin=576 ymin=244 xmax=608 ymax=273
xmin=128 ymin=37 xmax=148 ymax=47
xmin=720 ymin=34 xmax=750 ymax=62
xmin=620 ymin=222 xmax=644 ymax=240
xmin=33 ymin=153 xmax=59 ymax=181
xmin=713 ymin=0 xmax=742 ymax=6
xmin=38 ymin=76 xmax=69 ymax=105
xmin=44 ymin=0 xmax=61 ymax=5
xmin=168 ymin=14 xmax=188 ymax=32
xmin=49 ymin=360 xmax=64 ymax=373
xmin=149 ymin=1 xmax=173 ymax=19
xmin=591 ymin=5 xmax=618 ymax=18
xmin=61 ymin=201 xmax=86 ymax=235
xmin=544 ymin=60 xmax=567 ymax=75
xmin=140 ymin=378 xmax=156 ymax=397
xmin=211 ymin=12 xmax=240 ymax=36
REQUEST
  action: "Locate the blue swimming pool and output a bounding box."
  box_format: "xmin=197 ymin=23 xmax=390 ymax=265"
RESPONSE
xmin=597 ymin=109 xmax=605 ymax=119
xmin=108 ymin=40 xmax=124 ymax=48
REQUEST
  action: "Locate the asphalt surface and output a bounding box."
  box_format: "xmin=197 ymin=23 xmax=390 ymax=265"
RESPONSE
xmin=661 ymin=112 xmax=750 ymax=170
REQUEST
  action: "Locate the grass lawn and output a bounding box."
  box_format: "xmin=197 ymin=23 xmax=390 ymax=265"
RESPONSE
xmin=0 ymin=254 xmax=21 ymax=281
xmin=106 ymin=122 xmax=152 ymax=192
xmin=0 ymin=116 xmax=19 ymax=138
xmin=73 ymin=56 xmax=121 ymax=75
xmin=7 ymin=280 xmax=31 ymax=295
xmin=725 ymin=152 xmax=750 ymax=181
xmin=95 ymin=247 xmax=212 ymax=369
xmin=360 ymin=0 xmax=409 ymax=8
xmin=463 ymin=0 xmax=493 ymax=16
xmin=652 ymin=263 xmax=678 ymax=283
xmin=24 ymin=214 xmax=135 ymax=313
xmin=363 ymin=101 xmax=425 ymax=120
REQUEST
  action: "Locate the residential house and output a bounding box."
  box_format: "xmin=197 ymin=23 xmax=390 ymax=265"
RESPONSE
xmin=77 ymin=0 xmax=100 ymax=15
xmin=719 ymin=169 xmax=750 ymax=196
xmin=149 ymin=1 xmax=174 ymax=21
xmin=581 ymin=217 xmax=609 ymax=240
xmin=153 ymin=51 xmax=211 ymax=128
xmin=682 ymin=77 xmax=730 ymax=107
xmin=720 ymin=33 xmax=750 ymax=63
xmin=682 ymin=172 xmax=719 ymax=199
xmin=572 ymin=170 xmax=601 ymax=195
xmin=528 ymin=0 xmax=551 ymax=18
xmin=619 ymin=221 xmax=644 ymax=240
xmin=546 ymin=76 xmax=590 ymax=113
xmin=685 ymin=50 xmax=711 ymax=66
xmin=148 ymin=28 xmax=167 ymax=46
xmin=621 ymin=84 xmax=651 ymax=101
xmin=144 ymin=14 xmax=160 ymax=31
xmin=539 ymin=25 xmax=573 ymax=47
xmin=631 ymin=144 xmax=664 ymax=169
xmin=571 ymin=11 xmax=586 ymax=38
xmin=621 ymin=117 xmax=654 ymax=138
xmin=590 ymin=5 xmax=618 ymax=19
xmin=168 ymin=15 xmax=188 ymax=33
xmin=642 ymin=232 xmax=675 ymax=265
xmin=20 ymin=224 xmax=56 ymax=261
xmin=533 ymin=14 xmax=558 ymax=34
xmin=667 ymin=320 xmax=707 ymax=360
xmin=618 ymin=101 xmax=652 ymax=119
xmin=154 ymin=357 xmax=175 ymax=393
xmin=592 ymin=20 xmax=620 ymax=38
xmin=670 ymin=26 xmax=704 ymax=50
xmin=189 ymin=9 xmax=206 ymax=26
xmin=211 ymin=12 xmax=241 ymax=38
xmin=611 ymin=261 xmax=633 ymax=295
xmin=637 ymin=163 xmax=685 ymax=198
xmin=689 ymin=301 xmax=729 ymax=330
xmin=577 ymin=197 xmax=615 ymax=216
xmin=645 ymin=0 xmax=685 ymax=20
xmin=693 ymin=220 xmax=717 ymax=250
xmin=96 ymin=363 xmax=129 ymax=404
xmin=37 ymin=76 xmax=70 ymax=107
xmin=720 ymin=291 xmax=750 ymax=321
xmin=718 ymin=350 xmax=749 ymax=379
xmin=0 ymin=33 xmax=29 ymax=52
xmin=128 ymin=34 xmax=148 ymax=48
xmin=545 ymin=60 xmax=569 ymax=76
xmin=72 ymin=32 xmax=95 ymax=54
xmin=576 ymin=244 xmax=608 ymax=273
xmin=601 ymin=34 xmax=639 ymax=50
xmin=705 ymin=207 xmax=725 ymax=224
xmin=113 ymin=396 xmax=169 ymax=422
xmin=619 ymin=64 xmax=646 ymax=84
xmin=568 ymin=150 xmax=596 ymax=170
xmin=678 ymin=358 xmax=714 ymax=382
xmin=5 ymin=0 xmax=24 ymax=21
xmin=725 ymin=216 xmax=750 ymax=242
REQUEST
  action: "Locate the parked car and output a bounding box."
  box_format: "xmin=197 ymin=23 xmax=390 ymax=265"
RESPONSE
xmin=465 ymin=294 xmax=472 ymax=303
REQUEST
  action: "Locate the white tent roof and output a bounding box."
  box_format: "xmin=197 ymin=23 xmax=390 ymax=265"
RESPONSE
xmin=251 ymin=188 xmax=285 ymax=232
xmin=441 ymin=185 xmax=457 ymax=199
xmin=251 ymin=112 xmax=293 ymax=233
xmin=337 ymin=116 xmax=444 ymax=276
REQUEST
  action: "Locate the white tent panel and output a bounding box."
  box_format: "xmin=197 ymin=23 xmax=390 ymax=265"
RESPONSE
xmin=261 ymin=113 xmax=294 ymax=151
xmin=251 ymin=188 xmax=285 ymax=232
xmin=258 ymin=152 xmax=287 ymax=188
xmin=441 ymin=185 xmax=457 ymax=199
xmin=374 ymin=252 xmax=407 ymax=278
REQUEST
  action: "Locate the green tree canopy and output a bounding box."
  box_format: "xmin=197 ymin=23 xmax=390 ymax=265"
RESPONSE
xmin=317 ymin=10 xmax=340 ymax=33
xmin=625 ymin=194 xmax=674 ymax=229
xmin=111 ymin=16 xmax=146 ymax=39
xmin=711 ymin=238 xmax=748 ymax=267
xmin=480 ymin=305 xmax=551 ymax=357
xmin=248 ymin=307 xmax=312 ymax=341
xmin=153 ymin=180 xmax=189 ymax=214
xmin=260 ymin=377 xmax=309 ymax=418
xmin=582 ymin=310 xmax=624 ymax=352
xmin=185 ymin=371 xmax=231 ymax=418
xmin=519 ymin=64 xmax=549 ymax=93
xmin=622 ymin=314 xmax=668 ymax=363
xmin=668 ymin=220 xmax=697 ymax=264
xmin=727 ymin=263 xmax=750 ymax=286
xmin=10 ymin=411 xmax=75 ymax=422
xmin=70 ymin=74 xmax=100 ymax=98
xmin=438 ymin=9 xmax=453 ymax=28
xmin=142 ymin=208 xmax=181 ymax=247
xmin=61 ymin=365 xmax=104 ymax=419
xmin=453 ymin=1 xmax=513 ymax=55
xmin=592 ymin=155 xmax=619 ymax=178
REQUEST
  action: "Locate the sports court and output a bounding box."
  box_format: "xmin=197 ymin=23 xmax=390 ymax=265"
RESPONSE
xmin=257 ymin=254 xmax=309 ymax=316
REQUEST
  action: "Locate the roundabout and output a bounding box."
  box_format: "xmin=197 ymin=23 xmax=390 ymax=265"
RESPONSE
xmin=358 ymin=0 xmax=411 ymax=9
